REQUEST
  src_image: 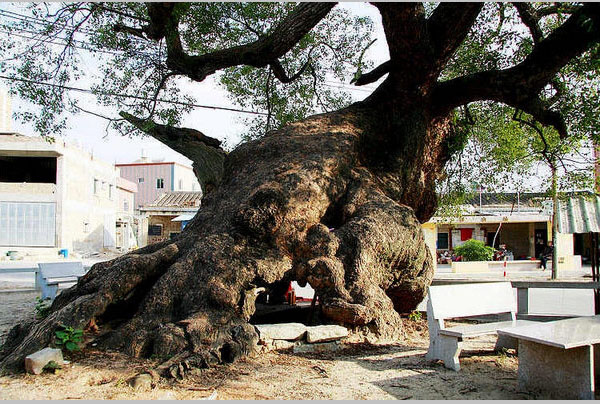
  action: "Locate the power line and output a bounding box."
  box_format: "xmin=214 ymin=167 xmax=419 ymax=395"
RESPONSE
xmin=0 ymin=74 xmax=269 ymax=116
xmin=1 ymin=9 xmax=377 ymax=90
xmin=0 ymin=25 xmax=157 ymax=59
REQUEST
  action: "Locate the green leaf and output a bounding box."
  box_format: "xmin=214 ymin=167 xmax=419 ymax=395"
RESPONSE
xmin=55 ymin=331 xmax=68 ymax=340
xmin=65 ymin=341 xmax=79 ymax=351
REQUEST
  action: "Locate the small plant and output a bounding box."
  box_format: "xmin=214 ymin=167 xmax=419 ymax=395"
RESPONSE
xmin=55 ymin=325 xmax=84 ymax=352
xmin=34 ymin=297 xmax=52 ymax=319
xmin=454 ymin=239 xmax=494 ymax=261
xmin=408 ymin=310 xmax=422 ymax=322
xmin=43 ymin=360 xmax=62 ymax=374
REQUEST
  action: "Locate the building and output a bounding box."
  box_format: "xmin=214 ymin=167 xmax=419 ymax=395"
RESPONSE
xmin=422 ymin=192 xmax=583 ymax=272
xmin=139 ymin=191 xmax=202 ymax=245
xmin=0 ymin=133 xmax=137 ymax=257
xmin=115 ymin=176 xmax=138 ymax=251
xmin=116 ymin=156 xmax=201 ymax=211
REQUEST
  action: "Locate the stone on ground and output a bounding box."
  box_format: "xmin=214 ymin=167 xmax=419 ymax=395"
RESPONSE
xmin=293 ymin=341 xmax=344 ymax=354
xmin=255 ymin=323 xmax=307 ymax=342
xmin=306 ymin=325 xmax=348 ymax=343
xmin=24 ymin=347 xmax=64 ymax=375
xmin=130 ymin=373 xmax=153 ymax=391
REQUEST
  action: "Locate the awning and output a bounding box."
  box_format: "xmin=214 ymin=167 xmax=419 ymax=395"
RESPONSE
xmin=172 ymin=213 xmax=195 ymax=222
xmin=557 ymin=195 xmax=600 ymax=234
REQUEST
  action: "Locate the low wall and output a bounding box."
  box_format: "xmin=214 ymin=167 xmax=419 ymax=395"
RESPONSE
xmin=451 ymin=256 xmax=582 ymax=273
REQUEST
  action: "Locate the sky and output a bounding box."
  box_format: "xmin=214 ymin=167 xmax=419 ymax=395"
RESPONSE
xmin=2 ymin=2 xmax=389 ymax=167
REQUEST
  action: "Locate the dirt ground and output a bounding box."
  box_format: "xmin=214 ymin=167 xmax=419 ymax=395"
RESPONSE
xmin=0 ymin=291 xmax=541 ymax=400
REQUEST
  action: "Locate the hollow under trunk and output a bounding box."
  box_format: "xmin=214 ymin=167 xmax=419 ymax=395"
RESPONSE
xmin=0 ymin=101 xmax=451 ymax=373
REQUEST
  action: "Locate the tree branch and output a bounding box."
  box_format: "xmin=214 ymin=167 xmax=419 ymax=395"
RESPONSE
xmin=113 ymin=23 xmax=147 ymax=39
xmin=537 ymin=4 xmax=582 ymax=17
xmin=351 ymin=60 xmax=390 ymax=86
xmin=269 ymin=59 xmax=311 ymax=84
xmin=426 ymin=3 xmax=484 ymax=71
xmin=145 ymin=2 xmax=334 ymax=82
xmin=120 ymin=112 xmax=225 ymax=192
xmin=432 ymin=3 xmax=600 ymax=136
xmin=513 ymin=2 xmax=544 ymax=44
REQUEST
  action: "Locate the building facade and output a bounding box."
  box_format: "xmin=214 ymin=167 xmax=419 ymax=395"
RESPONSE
xmin=115 ymin=160 xmax=200 ymax=211
xmin=139 ymin=191 xmax=202 ymax=245
xmin=0 ymin=133 xmax=137 ymax=257
xmin=422 ymin=193 xmax=582 ymax=272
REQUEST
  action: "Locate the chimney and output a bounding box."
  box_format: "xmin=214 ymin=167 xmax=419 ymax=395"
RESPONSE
xmin=140 ymin=148 xmax=149 ymax=162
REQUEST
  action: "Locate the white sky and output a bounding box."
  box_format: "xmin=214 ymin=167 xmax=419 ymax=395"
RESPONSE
xmin=4 ymin=2 xmax=388 ymax=166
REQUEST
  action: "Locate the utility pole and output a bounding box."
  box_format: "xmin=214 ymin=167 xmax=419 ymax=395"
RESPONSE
xmin=551 ymin=162 xmax=558 ymax=280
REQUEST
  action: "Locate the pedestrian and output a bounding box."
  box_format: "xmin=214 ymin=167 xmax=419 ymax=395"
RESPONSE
xmin=539 ymin=240 xmax=553 ymax=270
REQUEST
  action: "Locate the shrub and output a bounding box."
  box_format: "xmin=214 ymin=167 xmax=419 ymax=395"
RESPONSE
xmin=454 ymin=239 xmax=494 ymax=262
xmin=55 ymin=326 xmax=84 ymax=352
xmin=408 ymin=310 xmax=422 ymax=322
xmin=34 ymin=297 xmax=52 ymax=319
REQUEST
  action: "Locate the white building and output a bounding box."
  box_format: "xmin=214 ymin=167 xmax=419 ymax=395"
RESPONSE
xmin=0 ymin=133 xmax=137 ymax=258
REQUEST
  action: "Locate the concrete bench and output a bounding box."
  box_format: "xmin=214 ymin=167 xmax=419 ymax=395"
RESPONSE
xmin=425 ymin=282 xmax=535 ymax=371
xmin=498 ymin=315 xmax=600 ymax=399
xmin=36 ymin=262 xmax=86 ymax=300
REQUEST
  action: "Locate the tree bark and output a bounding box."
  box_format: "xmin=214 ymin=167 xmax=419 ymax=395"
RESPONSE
xmin=0 ymin=98 xmax=450 ymax=373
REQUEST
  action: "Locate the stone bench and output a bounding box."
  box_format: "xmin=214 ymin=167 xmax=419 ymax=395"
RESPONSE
xmin=425 ymin=282 xmax=536 ymax=371
xmin=36 ymin=262 xmax=86 ymax=300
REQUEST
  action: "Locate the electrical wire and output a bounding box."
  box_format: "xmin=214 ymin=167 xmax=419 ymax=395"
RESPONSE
xmin=0 ymin=74 xmax=269 ymax=116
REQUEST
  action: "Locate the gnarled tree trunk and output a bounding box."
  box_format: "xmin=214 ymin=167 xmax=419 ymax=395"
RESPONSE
xmin=0 ymin=99 xmax=449 ymax=373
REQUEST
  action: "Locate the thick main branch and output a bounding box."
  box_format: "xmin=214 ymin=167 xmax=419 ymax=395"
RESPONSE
xmin=146 ymin=2 xmax=334 ymax=82
xmin=120 ymin=112 xmax=225 ymax=191
xmin=432 ymin=3 xmax=600 ymax=135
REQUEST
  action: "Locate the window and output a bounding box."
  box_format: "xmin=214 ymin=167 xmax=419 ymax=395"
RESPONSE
xmin=178 ymin=179 xmax=183 ymax=190
xmin=0 ymin=156 xmax=57 ymax=183
xmin=93 ymin=179 xmax=99 ymax=194
xmin=437 ymin=232 xmax=449 ymax=250
xmin=148 ymin=224 xmax=162 ymax=236
xmin=138 ymin=177 xmax=144 ymax=183
xmin=109 ymin=185 xmax=114 ymax=200
xmin=124 ymin=201 xmax=129 ymax=211
xmin=0 ymin=202 xmax=56 ymax=246
xmin=156 ymin=178 xmax=164 ymax=189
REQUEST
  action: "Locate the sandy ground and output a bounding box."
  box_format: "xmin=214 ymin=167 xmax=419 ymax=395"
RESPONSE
xmin=0 ymin=291 xmax=551 ymax=400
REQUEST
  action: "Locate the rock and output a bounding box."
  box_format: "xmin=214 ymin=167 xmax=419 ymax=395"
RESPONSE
xmin=24 ymin=348 xmax=64 ymax=375
xmin=130 ymin=373 xmax=153 ymax=391
xmin=306 ymin=325 xmax=348 ymax=343
xmin=272 ymin=340 xmax=298 ymax=350
xmin=259 ymin=339 xmax=299 ymax=353
xmin=293 ymin=341 xmax=344 ymax=354
xmin=254 ymin=323 xmax=307 ymax=341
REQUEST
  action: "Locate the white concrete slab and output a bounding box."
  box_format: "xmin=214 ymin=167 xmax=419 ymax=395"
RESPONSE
xmin=498 ymin=315 xmax=600 ymax=349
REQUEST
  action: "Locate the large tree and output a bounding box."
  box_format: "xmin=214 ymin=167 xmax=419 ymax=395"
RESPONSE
xmin=2 ymin=2 xmax=600 ymax=373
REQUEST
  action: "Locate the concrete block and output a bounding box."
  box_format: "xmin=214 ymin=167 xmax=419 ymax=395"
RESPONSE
xmin=255 ymin=323 xmax=306 ymax=341
xmin=306 ymin=325 xmax=348 ymax=343
xmin=293 ymin=341 xmax=344 ymax=354
xmin=24 ymin=347 xmax=64 ymax=375
xmin=517 ymin=340 xmax=594 ymax=399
